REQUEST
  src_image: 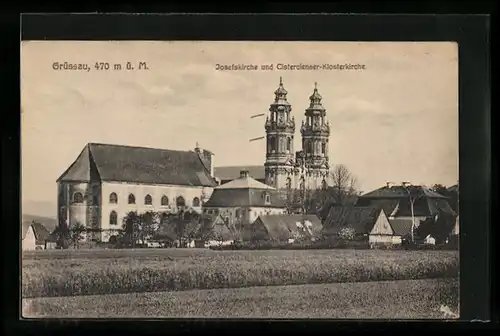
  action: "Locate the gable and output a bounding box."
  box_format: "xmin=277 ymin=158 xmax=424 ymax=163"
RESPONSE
xmin=370 ymin=210 xmax=393 ymax=235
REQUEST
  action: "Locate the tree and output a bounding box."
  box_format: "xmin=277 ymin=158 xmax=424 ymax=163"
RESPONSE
xmin=121 ymin=211 xmax=162 ymax=247
xmin=329 ymin=164 xmax=359 ymax=205
xmin=431 ymin=184 xmax=448 ymax=196
xmin=55 ymin=218 xmax=71 ymax=249
xmin=402 ymin=183 xmax=425 ymax=243
xmin=69 ymin=222 xmax=86 ymax=249
xmin=339 ymin=227 xmax=356 ymax=241
xmin=122 ymin=211 xmax=142 ymax=247
xmin=140 ymin=211 xmax=161 ymax=243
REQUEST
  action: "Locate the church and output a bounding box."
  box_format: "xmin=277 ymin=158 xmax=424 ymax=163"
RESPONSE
xmin=56 ymin=143 xmax=217 ymax=242
xmin=56 ymin=78 xmax=332 ymax=242
xmin=214 ymin=77 xmax=332 ymax=192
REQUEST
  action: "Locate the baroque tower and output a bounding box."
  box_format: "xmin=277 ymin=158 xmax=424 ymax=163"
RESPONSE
xmin=300 ymin=82 xmax=331 ymax=189
xmin=264 ymin=77 xmax=296 ymax=190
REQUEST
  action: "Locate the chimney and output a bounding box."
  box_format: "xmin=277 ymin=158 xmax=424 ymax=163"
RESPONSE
xmin=240 ymin=170 xmax=250 ymax=178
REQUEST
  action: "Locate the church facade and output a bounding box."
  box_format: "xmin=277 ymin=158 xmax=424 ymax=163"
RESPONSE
xmin=215 ymin=78 xmax=332 ymax=192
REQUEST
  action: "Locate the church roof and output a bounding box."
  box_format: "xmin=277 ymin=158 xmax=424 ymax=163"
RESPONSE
xmin=214 ymin=165 xmax=265 ymax=182
xmin=204 ymin=171 xmax=285 ymax=208
xmin=57 ymin=143 xmax=217 ymax=187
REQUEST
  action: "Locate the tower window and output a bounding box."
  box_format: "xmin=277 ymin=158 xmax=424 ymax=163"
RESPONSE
xmin=73 ymin=192 xmax=84 ymax=204
xmin=321 ymin=142 xmax=326 ymax=154
xmin=161 ymin=195 xmax=169 ymax=206
xmin=109 ymin=211 xmax=117 ymax=225
xmin=144 ymin=194 xmax=152 ymax=205
xmin=287 ymin=138 xmax=291 ymax=151
xmin=192 ymin=197 xmax=200 ymax=207
xmin=307 ymin=141 xmax=313 ymax=154
xmin=128 ymin=193 xmax=136 ymax=204
xmin=109 ymin=192 xmax=118 ymax=204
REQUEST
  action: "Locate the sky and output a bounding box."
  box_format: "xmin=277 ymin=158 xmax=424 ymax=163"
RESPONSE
xmin=21 ymin=41 xmax=458 ymax=218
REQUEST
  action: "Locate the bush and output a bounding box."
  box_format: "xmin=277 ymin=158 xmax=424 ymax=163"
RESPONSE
xmin=22 ymin=249 xmax=459 ymax=298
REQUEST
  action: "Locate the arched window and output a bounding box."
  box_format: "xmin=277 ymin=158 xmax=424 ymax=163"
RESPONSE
xmin=287 ymin=138 xmax=292 ymax=151
xmin=144 ymin=194 xmax=152 ymax=205
xmin=73 ymin=192 xmax=83 ymax=204
xmin=192 ymin=197 xmax=200 ymax=207
xmin=321 ymin=179 xmax=328 ymax=190
xmin=109 ymin=211 xmax=117 ymax=225
xmin=128 ymin=193 xmax=136 ymax=204
xmin=286 ymin=177 xmax=292 ymax=190
xmin=161 ymin=195 xmax=169 ymax=206
xmin=176 ymin=196 xmax=186 ymax=207
xmin=321 ymin=142 xmax=326 ymax=154
xmin=109 ymin=192 xmax=118 ymax=204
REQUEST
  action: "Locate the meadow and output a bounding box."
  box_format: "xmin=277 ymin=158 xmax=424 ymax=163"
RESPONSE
xmin=22 ymin=248 xmax=459 ymax=298
xmin=24 ymin=278 xmax=459 ymax=319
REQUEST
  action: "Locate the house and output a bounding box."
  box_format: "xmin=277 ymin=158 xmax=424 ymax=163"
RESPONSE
xmin=246 ymin=214 xmax=322 ymax=243
xmin=56 ymin=142 xmax=217 ymax=242
xmin=21 ymin=221 xmax=51 ymax=250
xmin=203 ymin=170 xmax=287 ymax=229
xmin=354 ymin=184 xmax=457 ymax=244
xmin=323 ymin=206 xmax=382 ymax=239
xmin=323 ymin=206 xmax=411 ymax=248
xmin=197 ymin=214 xmax=238 ymax=247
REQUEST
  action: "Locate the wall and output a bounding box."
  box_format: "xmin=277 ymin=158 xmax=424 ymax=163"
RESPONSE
xmin=22 ymin=226 xmax=36 ymax=251
xmin=100 ymin=182 xmax=212 ymax=241
xmin=204 ymin=206 xmax=286 ymax=226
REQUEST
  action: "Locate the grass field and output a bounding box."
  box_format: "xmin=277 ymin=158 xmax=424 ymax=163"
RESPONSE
xmin=23 ymin=278 xmax=459 ymax=319
xmin=22 ymin=248 xmax=459 ymax=298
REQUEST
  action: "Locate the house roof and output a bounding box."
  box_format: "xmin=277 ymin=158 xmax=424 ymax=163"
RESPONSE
xmin=360 ymin=185 xmax=446 ymax=199
xmin=21 ymin=222 xmax=51 ymax=244
xmin=216 ymin=174 xmax=274 ymax=190
xmin=447 ymin=184 xmax=459 ymax=193
xmin=355 ymin=188 xmax=456 ymax=218
xmin=388 ymin=219 xmax=413 ymax=236
xmin=256 ymin=214 xmax=323 ymax=241
xmin=322 ymin=206 xmax=382 ymax=235
xmin=57 ymin=143 xmax=217 ymax=187
xmin=204 ymin=173 xmax=285 ymax=208
xmin=214 ymin=165 xmax=265 ymax=181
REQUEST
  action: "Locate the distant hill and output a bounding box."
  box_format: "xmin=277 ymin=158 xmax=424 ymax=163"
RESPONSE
xmin=22 ymin=200 xmax=57 ymax=219
xmin=22 ymin=214 xmax=58 ymax=232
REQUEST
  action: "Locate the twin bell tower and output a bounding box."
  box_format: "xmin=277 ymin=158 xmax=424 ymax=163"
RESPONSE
xmin=264 ymin=77 xmax=331 ymax=191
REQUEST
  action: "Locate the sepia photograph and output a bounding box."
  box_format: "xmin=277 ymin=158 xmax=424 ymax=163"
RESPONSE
xmin=20 ymin=41 xmax=459 ymax=319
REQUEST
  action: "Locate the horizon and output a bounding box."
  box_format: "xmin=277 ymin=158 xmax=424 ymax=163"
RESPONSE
xmin=21 ymin=41 xmax=459 ymax=218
